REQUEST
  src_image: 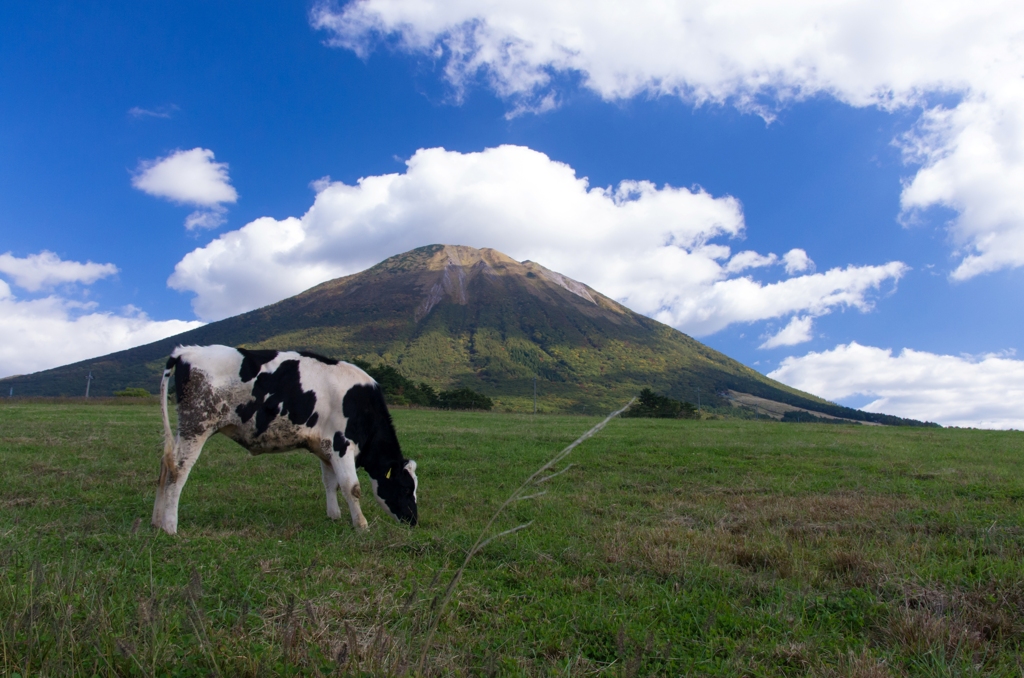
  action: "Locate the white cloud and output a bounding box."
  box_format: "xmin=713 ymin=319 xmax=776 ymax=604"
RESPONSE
xmin=782 ymin=248 xmax=814 ymax=274
xmin=769 ymin=342 xmax=1024 ymax=429
xmin=128 ymin=105 xmax=177 ymax=119
xmin=312 ymin=0 xmax=1024 ymax=279
xmin=0 ymin=251 xmax=118 ymax=292
xmin=170 ymin=215 xmax=341 ymax=321
xmin=0 ymin=292 xmax=203 ymax=379
xmin=654 ymin=260 xmax=906 ymax=335
xmin=899 ymin=85 xmax=1024 ymax=280
xmin=759 ymin=315 xmax=815 ymax=349
xmin=169 ymin=145 xmax=905 ymax=335
xmin=725 ymin=250 xmax=777 ymax=274
xmin=0 ymin=251 xmax=202 ymax=378
xmin=132 ymin=148 xmax=238 ymax=229
xmin=184 ymin=207 xmax=228 ymax=230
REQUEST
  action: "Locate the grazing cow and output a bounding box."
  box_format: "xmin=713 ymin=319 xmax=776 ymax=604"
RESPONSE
xmin=152 ymin=345 xmax=418 ymax=534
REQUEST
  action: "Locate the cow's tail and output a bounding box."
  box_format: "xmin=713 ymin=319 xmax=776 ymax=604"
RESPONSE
xmin=159 ymin=357 xmax=177 ymax=482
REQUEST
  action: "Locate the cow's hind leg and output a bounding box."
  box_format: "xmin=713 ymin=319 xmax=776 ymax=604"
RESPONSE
xmin=320 ymin=460 xmax=342 ymax=520
xmin=159 ymin=432 xmax=213 ymax=535
xmin=330 ymin=450 xmax=368 ymax=529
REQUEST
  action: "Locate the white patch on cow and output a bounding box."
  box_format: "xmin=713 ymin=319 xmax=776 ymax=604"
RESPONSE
xmin=405 ymin=460 xmax=419 ymax=502
xmin=369 ymin=478 xmax=398 ymax=521
xmin=171 ymin=344 xmax=245 ymax=388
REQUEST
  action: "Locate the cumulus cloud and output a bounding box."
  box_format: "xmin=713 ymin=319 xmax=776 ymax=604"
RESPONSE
xmin=169 ymin=145 xmax=906 ymax=334
xmin=782 ymin=248 xmax=814 ymax=274
xmin=769 ymin=342 xmax=1024 ymax=429
xmin=132 ymin=148 xmax=238 ymax=229
xmin=759 ymin=315 xmax=815 ymax=349
xmin=0 ymin=294 xmax=203 ymax=378
xmin=725 ymin=250 xmax=777 ymax=274
xmin=312 ymin=0 xmax=1024 ymax=279
xmin=899 ymin=86 xmax=1024 ymax=280
xmin=0 ymin=255 xmax=202 ymax=378
xmin=0 ymin=250 xmax=118 ymax=292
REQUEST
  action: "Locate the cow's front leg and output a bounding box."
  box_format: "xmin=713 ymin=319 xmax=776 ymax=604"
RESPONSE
xmin=320 ymin=459 xmax=342 ymax=520
xmin=329 ymin=449 xmax=368 ymax=529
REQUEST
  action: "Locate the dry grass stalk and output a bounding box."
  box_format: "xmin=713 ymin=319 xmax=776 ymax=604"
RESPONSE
xmin=414 ymin=398 xmax=635 ymax=674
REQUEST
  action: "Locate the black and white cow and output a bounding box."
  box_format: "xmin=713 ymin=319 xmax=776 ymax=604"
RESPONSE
xmin=152 ymin=345 xmax=418 ymax=535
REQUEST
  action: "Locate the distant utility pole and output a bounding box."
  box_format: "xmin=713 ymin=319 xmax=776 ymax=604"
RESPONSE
xmin=85 ymin=371 xmax=94 ymax=398
xmin=696 ymin=387 xmax=701 ymax=416
xmin=8 ymin=387 xmax=12 ymax=398
xmin=533 ymin=377 xmax=537 ymax=414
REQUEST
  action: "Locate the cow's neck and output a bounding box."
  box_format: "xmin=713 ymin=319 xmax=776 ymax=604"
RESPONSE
xmin=356 ymin=441 xmax=403 ymax=480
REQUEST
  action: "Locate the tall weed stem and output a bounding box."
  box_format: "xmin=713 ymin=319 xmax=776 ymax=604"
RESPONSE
xmin=415 ymin=399 xmax=634 ymax=672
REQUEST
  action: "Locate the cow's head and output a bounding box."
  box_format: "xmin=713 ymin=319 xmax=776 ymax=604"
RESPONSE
xmin=372 ymin=460 xmax=418 ymax=526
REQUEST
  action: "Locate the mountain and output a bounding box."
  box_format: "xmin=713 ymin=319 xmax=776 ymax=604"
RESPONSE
xmin=1 ymin=245 xmax=931 ymax=425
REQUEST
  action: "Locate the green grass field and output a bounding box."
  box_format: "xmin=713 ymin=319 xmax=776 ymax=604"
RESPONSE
xmin=1 ymin=401 xmax=1021 ymax=676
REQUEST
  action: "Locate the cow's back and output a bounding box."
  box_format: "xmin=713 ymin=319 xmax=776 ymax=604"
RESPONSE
xmin=169 ymin=345 xmax=389 ymax=454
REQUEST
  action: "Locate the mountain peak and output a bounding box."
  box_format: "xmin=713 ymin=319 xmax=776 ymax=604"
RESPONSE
xmin=317 ymin=244 xmax=615 ymax=326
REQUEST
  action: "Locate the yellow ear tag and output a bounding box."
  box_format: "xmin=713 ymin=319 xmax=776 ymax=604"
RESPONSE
xmin=386 ymin=468 xmax=391 ymax=479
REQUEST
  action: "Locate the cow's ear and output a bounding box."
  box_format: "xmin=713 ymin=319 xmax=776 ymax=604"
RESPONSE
xmin=404 ymin=460 xmax=417 ymax=473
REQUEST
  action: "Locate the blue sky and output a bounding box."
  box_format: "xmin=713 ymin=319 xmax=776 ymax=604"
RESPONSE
xmin=2 ymin=1 xmax=1023 ymax=427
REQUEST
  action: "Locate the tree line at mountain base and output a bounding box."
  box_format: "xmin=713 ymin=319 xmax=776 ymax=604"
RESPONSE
xmin=352 ymin=360 xmax=493 ymax=411
xmin=624 ymin=388 xmax=864 ymax=425
xmin=623 ymin=388 xmax=699 ymax=419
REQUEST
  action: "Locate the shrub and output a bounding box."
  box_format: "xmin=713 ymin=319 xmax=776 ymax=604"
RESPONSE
xmin=114 ymin=387 xmax=152 ymax=398
xmin=623 ymin=388 xmax=697 ymax=419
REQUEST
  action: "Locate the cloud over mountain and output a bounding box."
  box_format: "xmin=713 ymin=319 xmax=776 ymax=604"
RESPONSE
xmin=314 ymin=0 xmax=1024 ymax=280
xmin=169 ymin=145 xmax=905 ymax=337
xmin=769 ymin=342 xmax=1024 ymax=429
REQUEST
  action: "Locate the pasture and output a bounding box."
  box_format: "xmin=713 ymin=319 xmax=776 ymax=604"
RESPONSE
xmin=1 ymin=401 xmax=1022 ymax=676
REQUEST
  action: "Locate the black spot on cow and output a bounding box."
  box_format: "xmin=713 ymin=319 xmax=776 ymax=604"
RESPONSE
xmin=170 ymin=357 xmax=191 ymax=405
xmin=299 ymin=351 xmax=339 ymax=365
xmin=342 ymin=384 xmax=399 ymax=460
xmin=333 ymin=431 xmax=348 ymax=457
xmin=237 ymin=348 xmax=279 ymax=382
xmin=235 ymin=360 xmax=318 ymax=436
xmin=343 ymin=384 xmax=416 ymax=525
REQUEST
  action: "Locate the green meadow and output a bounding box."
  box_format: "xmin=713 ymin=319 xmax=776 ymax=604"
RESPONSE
xmin=1 ymin=400 xmax=1021 ymax=676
